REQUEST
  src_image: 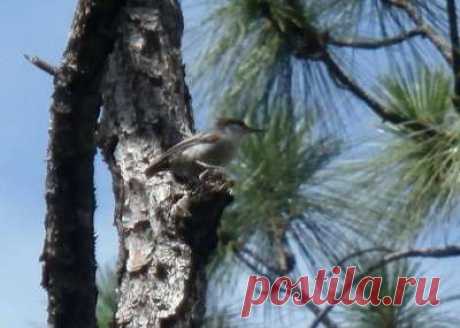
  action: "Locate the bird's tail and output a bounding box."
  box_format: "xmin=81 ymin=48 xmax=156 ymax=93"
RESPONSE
xmin=145 ymin=157 xmax=170 ymax=178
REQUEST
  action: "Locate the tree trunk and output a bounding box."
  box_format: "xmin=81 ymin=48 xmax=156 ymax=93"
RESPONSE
xmin=40 ymin=1 xmax=124 ymax=327
xmin=97 ymin=1 xmax=232 ymax=327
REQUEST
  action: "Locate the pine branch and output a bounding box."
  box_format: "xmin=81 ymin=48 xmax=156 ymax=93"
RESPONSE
xmin=365 ymin=245 xmax=460 ymax=273
xmin=238 ymin=247 xmax=284 ymax=276
xmin=257 ymin=1 xmax=436 ymax=135
xmin=235 ymin=251 xmax=268 ymax=275
xmin=310 ymin=245 xmax=460 ymax=328
xmin=237 ymin=247 xmax=339 ymax=328
xmin=387 ymin=0 xmax=453 ymax=64
xmin=329 ymin=28 xmax=424 ymax=49
xmin=335 ymin=247 xmax=392 ymax=267
xmin=321 ymin=51 xmax=435 ymax=136
xmin=305 ymin=303 xmax=339 ymax=328
xmin=321 ymin=51 xmax=400 ymax=123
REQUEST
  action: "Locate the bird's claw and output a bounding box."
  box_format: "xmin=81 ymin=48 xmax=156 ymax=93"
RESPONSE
xmin=198 ymin=167 xmax=227 ymax=181
xmin=199 ymin=169 xmax=211 ymax=181
xmin=216 ymin=179 xmax=234 ymax=192
xmin=197 ymin=168 xmax=234 ymax=193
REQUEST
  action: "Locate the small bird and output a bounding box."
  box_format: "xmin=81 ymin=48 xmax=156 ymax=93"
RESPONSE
xmin=145 ymin=118 xmax=264 ymax=178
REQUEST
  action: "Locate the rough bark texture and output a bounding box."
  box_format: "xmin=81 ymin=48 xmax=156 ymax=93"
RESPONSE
xmin=97 ymin=1 xmax=232 ymax=327
xmin=41 ymin=1 xmax=124 ymax=327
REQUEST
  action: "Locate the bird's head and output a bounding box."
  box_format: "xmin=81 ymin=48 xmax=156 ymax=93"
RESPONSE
xmin=215 ymin=118 xmax=265 ymax=138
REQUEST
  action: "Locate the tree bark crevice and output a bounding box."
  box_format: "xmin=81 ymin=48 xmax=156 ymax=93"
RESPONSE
xmin=97 ymin=1 xmax=231 ymax=327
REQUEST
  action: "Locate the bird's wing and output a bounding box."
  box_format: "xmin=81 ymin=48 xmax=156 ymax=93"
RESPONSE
xmin=145 ymin=132 xmax=221 ymax=177
xmin=159 ymin=132 xmax=221 ymax=160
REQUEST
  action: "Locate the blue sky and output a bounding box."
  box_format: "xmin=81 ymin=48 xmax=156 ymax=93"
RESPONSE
xmin=0 ymin=1 xmax=116 ymax=326
xmin=1 ymin=1 xmax=460 ymax=327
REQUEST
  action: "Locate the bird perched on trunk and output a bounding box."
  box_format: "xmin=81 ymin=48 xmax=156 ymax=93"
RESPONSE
xmin=145 ymin=118 xmax=264 ymax=178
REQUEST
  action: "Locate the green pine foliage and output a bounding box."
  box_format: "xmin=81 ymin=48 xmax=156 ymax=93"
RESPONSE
xmin=349 ymin=67 xmax=460 ymax=226
xmin=182 ymin=0 xmax=460 ymax=326
xmin=96 ymin=265 xmax=118 ymax=328
xmin=192 ymin=0 xmax=342 ymax=125
xmin=340 ymin=261 xmax=457 ymax=328
xmin=208 ymin=100 xmax=387 ymax=279
xmin=220 ymin=107 xmax=335 ymax=241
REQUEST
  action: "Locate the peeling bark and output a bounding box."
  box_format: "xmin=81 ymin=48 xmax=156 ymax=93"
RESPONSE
xmin=97 ymin=1 xmax=231 ymax=327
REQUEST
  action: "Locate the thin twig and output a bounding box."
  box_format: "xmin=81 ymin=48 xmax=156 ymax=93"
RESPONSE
xmin=329 ymin=28 xmax=424 ymax=49
xmin=236 ymin=246 xmax=339 ymax=328
xmin=240 ymin=247 xmax=284 ymax=276
xmin=335 ymin=247 xmax=391 ymax=267
xmin=24 ymin=54 xmax=58 ymax=76
xmin=321 ymin=51 xmax=404 ymax=124
xmin=387 ymin=0 xmax=453 ymax=64
xmin=309 ymin=245 xmax=460 ymax=328
xmin=258 ymin=0 xmax=435 ymax=134
xmin=235 ymin=250 xmax=266 ymax=275
xmin=365 ymin=245 xmax=460 ymax=273
xmin=322 ymin=51 xmax=437 ymax=136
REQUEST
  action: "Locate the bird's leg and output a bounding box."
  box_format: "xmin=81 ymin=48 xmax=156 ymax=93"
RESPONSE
xmin=194 ymin=161 xmax=235 ymax=192
xmin=196 ymin=162 xmax=235 ymax=192
xmin=198 ymin=169 xmax=210 ymax=181
xmin=195 ymin=161 xmax=225 ymax=171
xmin=196 ymin=161 xmax=226 ymax=180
